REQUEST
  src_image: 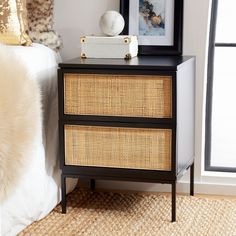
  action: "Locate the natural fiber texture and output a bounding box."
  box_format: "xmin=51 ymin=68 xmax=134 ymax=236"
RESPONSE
xmin=0 ymin=0 xmax=32 ymax=45
xmin=19 ymin=189 xmax=236 ymax=236
xmin=65 ymin=125 xmax=172 ymax=171
xmin=64 ymin=74 xmax=172 ymax=118
xmin=26 ymin=0 xmax=62 ymax=51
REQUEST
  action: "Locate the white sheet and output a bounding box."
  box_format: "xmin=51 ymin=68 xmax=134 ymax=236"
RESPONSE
xmin=0 ymin=44 xmax=77 ymax=236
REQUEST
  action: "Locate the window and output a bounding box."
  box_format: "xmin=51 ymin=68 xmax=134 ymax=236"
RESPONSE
xmin=205 ymin=0 xmax=236 ymax=172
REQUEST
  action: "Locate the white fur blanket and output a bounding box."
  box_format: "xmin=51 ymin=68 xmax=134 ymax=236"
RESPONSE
xmin=0 ymin=45 xmax=42 ymax=203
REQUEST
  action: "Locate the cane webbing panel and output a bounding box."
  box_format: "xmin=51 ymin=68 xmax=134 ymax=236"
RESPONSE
xmin=65 ymin=125 xmax=172 ymax=171
xmin=64 ymin=74 xmax=172 ymax=118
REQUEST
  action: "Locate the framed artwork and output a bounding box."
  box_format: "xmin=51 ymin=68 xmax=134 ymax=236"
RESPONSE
xmin=120 ymin=0 xmax=183 ymax=55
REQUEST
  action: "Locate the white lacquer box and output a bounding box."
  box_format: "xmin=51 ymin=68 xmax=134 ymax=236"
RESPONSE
xmin=80 ymin=35 xmax=138 ymax=59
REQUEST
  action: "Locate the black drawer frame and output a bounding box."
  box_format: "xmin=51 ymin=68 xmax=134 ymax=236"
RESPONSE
xmin=58 ymin=66 xmax=194 ymax=222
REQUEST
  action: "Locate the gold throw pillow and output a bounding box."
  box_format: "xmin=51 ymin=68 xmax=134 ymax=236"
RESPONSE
xmin=0 ymin=0 xmax=32 ymax=45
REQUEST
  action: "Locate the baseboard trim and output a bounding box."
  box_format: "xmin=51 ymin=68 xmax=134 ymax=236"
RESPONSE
xmin=91 ymin=180 xmax=236 ymax=196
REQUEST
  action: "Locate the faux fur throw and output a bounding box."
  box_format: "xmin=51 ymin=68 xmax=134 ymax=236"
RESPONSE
xmin=26 ymin=0 xmax=62 ymax=51
xmin=0 ymin=45 xmax=42 ymax=203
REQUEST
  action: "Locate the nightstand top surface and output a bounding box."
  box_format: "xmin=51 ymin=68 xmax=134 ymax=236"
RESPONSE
xmin=59 ymin=56 xmax=194 ymax=71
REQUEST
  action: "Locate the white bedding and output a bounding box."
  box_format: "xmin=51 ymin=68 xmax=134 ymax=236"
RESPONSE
xmin=0 ymin=44 xmax=77 ymax=236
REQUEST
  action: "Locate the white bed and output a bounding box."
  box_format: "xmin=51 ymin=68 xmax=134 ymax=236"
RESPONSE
xmin=0 ymin=43 xmax=76 ymax=236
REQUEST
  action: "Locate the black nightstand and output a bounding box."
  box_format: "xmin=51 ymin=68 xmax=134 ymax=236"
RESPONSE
xmin=58 ymin=56 xmax=195 ymax=222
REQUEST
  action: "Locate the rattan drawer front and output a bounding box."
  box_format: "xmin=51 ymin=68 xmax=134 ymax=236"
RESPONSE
xmin=65 ymin=125 xmax=172 ymax=171
xmin=64 ymin=74 xmax=172 ymax=118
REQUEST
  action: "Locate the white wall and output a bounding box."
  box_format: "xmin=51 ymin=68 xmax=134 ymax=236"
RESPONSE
xmin=182 ymin=0 xmax=211 ymax=181
xmin=54 ymin=0 xmax=119 ymax=60
xmin=54 ymin=0 xmax=236 ymax=195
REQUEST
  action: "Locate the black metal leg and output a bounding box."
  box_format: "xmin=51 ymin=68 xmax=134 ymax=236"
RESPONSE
xmin=90 ymin=179 xmax=95 ymax=191
xmin=190 ymin=162 xmax=194 ymax=196
xmin=171 ymin=182 xmax=176 ymax=222
xmin=61 ymin=174 xmax=66 ymax=214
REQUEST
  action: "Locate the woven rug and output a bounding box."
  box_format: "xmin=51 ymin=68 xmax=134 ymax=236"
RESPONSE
xmin=19 ymin=189 xmax=236 ymax=236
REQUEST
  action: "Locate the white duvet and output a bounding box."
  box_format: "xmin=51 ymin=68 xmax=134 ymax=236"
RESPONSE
xmin=0 ymin=44 xmax=76 ymax=236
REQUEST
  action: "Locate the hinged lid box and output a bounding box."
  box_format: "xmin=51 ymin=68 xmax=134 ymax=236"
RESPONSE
xmin=80 ymin=35 xmax=138 ymax=59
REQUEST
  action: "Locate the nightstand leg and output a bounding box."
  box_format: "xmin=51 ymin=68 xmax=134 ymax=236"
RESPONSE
xmin=61 ymin=174 xmax=66 ymax=214
xmin=190 ymin=162 xmax=194 ymax=196
xmin=90 ymin=179 xmax=95 ymax=191
xmin=171 ymin=182 xmax=176 ymax=222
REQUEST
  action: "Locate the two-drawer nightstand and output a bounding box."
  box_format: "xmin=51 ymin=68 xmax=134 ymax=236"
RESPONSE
xmin=58 ymin=56 xmax=195 ymax=222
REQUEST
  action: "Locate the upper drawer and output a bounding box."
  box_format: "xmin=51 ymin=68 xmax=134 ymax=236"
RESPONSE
xmin=64 ymin=74 xmax=172 ymax=118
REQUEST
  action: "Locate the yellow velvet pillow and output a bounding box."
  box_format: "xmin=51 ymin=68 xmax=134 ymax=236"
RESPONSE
xmin=0 ymin=0 xmax=32 ymax=45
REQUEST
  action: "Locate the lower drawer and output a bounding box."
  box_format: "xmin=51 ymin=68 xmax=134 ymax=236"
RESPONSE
xmin=64 ymin=125 xmax=172 ymax=171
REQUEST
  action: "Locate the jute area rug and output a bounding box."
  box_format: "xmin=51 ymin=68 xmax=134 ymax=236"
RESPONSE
xmin=19 ymin=188 xmax=236 ymax=236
